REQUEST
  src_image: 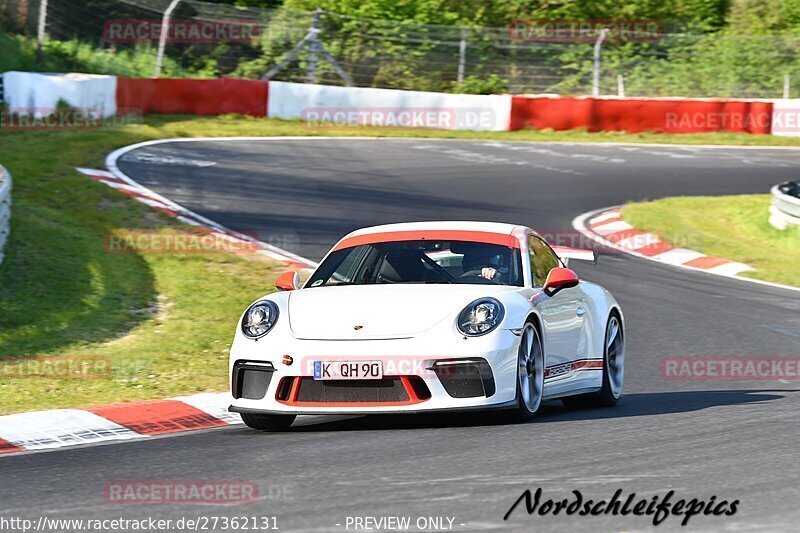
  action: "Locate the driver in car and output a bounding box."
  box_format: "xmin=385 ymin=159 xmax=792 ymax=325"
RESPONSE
xmin=461 ymin=250 xmax=503 ymax=282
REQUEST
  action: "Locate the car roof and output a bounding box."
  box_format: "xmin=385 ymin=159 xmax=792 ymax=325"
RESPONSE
xmin=345 ymin=221 xmax=524 ymax=237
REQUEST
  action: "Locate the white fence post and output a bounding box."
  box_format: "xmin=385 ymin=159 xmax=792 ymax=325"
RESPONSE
xmin=0 ymin=165 xmax=12 ymax=266
xmin=617 ymin=74 xmax=625 ymax=97
xmin=155 ymin=0 xmax=183 ymax=78
xmin=592 ymin=28 xmax=609 ymax=97
xmin=784 ymin=73 xmax=790 ymax=99
xmin=457 ymin=27 xmax=468 ymax=84
xmin=37 ymin=0 xmax=48 ymax=47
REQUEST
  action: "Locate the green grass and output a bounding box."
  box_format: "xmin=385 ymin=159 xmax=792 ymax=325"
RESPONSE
xmin=108 ymin=114 xmax=800 ymax=146
xmin=0 ymin=118 xmax=286 ymax=414
xmin=3 ymin=114 xmax=800 ymax=415
xmin=623 ymin=195 xmax=800 ymax=287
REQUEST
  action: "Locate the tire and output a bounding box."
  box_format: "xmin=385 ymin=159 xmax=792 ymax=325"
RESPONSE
xmin=240 ymin=412 xmax=296 ymax=431
xmin=562 ymin=311 xmax=624 ymax=409
xmin=511 ymin=322 xmax=545 ymax=421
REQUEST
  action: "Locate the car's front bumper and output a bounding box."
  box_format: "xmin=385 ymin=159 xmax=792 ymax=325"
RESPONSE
xmin=228 ymin=329 xmax=521 ymax=415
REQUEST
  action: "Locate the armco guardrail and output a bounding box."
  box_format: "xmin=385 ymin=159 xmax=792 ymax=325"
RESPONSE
xmin=0 ymin=165 xmax=11 ymax=264
xmin=769 ymin=181 xmax=800 ymax=230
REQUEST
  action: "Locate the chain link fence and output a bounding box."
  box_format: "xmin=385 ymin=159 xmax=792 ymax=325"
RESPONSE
xmin=3 ymin=0 xmax=800 ymax=98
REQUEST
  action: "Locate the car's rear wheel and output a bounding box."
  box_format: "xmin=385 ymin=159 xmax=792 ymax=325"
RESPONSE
xmin=240 ymin=412 xmax=296 ymax=431
xmin=563 ymin=311 xmax=624 ymax=408
xmin=512 ymin=322 xmax=545 ymax=421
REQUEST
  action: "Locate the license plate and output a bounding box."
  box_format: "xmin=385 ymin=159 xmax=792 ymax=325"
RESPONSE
xmin=313 ymin=360 xmax=383 ymax=380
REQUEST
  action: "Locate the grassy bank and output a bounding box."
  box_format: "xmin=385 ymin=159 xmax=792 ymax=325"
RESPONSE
xmin=623 ymin=195 xmax=800 ymax=287
xmin=102 ymin=115 xmax=800 ymax=146
xmin=0 ymin=118 xmax=286 ymax=414
xmin=3 ymin=115 xmax=800 ymax=415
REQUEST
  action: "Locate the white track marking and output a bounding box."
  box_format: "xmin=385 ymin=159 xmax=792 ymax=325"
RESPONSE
xmin=651 ymin=248 xmax=706 ymax=265
xmin=707 ymin=262 xmax=753 ymax=276
xmin=592 ymin=220 xmax=633 ymax=235
xmin=0 ymin=410 xmax=139 ymax=450
xmin=120 ymin=151 xmax=217 ymax=167
xmin=615 ymin=233 xmax=661 ymax=250
xmin=480 ymin=141 xmax=626 ymax=164
xmin=105 ymin=141 xmax=318 ymax=268
xmin=412 ymin=143 xmax=585 ymax=175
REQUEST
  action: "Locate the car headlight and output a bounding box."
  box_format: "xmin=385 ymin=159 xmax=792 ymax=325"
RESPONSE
xmin=457 ymin=298 xmax=504 ymax=336
xmin=241 ymin=300 xmax=279 ymax=339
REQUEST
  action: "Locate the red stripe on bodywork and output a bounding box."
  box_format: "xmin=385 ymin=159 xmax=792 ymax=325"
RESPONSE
xmin=0 ymin=438 xmax=23 ymax=454
xmin=88 ymin=400 xmax=227 ymax=435
xmin=544 ymin=359 xmax=604 ymax=379
xmin=333 ymin=230 xmax=519 ymax=251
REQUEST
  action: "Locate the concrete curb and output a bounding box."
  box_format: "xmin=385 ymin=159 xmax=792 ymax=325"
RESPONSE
xmin=573 ymin=206 xmax=800 ymax=294
xmin=0 ymin=393 xmax=236 ymax=455
xmin=0 ymin=150 xmax=328 ymax=457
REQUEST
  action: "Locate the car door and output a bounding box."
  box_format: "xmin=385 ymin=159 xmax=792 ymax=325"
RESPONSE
xmin=528 ymin=235 xmax=586 ymax=371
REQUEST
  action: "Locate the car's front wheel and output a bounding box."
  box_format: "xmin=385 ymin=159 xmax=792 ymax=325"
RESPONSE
xmin=563 ymin=311 xmax=624 ymax=408
xmin=512 ymin=322 xmax=545 ymax=421
xmin=240 ymin=412 xmax=296 ymax=431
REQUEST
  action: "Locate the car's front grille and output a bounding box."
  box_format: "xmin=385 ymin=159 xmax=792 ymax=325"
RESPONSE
xmin=276 ymin=376 xmax=430 ymax=406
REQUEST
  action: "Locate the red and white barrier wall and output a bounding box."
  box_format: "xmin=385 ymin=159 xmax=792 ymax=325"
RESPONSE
xmin=2 ymin=71 xmax=118 ymax=117
xmin=116 ymin=77 xmax=269 ymax=116
xmin=1 ymin=70 xmax=795 ymax=135
xmin=267 ymin=81 xmax=512 ymax=131
xmin=509 ymin=95 xmax=773 ymax=134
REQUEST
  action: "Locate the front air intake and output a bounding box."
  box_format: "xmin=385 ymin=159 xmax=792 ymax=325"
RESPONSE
xmin=431 ymin=358 xmax=495 ymax=398
xmin=232 ymin=361 xmax=275 ymax=400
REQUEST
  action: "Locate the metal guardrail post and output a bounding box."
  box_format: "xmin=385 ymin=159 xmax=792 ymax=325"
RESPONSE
xmin=262 ymin=9 xmax=353 ymax=86
xmin=769 ymin=181 xmax=800 ymax=230
xmin=457 ymin=27 xmax=468 ymax=84
xmin=592 ymin=28 xmax=609 ymax=97
xmin=155 ymin=0 xmax=183 ymax=78
xmin=0 ymin=165 xmax=12 ymax=265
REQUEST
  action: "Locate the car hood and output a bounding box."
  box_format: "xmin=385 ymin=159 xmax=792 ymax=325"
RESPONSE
xmin=288 ymin=284 xmax=515 ymax=340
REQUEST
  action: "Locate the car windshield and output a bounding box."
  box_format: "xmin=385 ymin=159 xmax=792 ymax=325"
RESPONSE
xmin=306 ymin=240 xmax=523 ymax=287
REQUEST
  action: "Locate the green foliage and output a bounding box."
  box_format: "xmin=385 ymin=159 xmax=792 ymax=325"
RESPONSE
xmin=452 ymin=74 xmax=508 ymax=94
xmin=281 ymin=0 xmax=730 ymax=29
xmin=726 ymin=0 xmax=800 ymax=34
xmin=0 ymin=29 xmax=215 ymax=78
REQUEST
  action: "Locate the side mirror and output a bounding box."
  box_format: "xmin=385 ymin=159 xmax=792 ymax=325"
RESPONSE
xmin=275 ymin=271 xmax=300 ymax=291
xmin=543 ymin=267 xmax=579 ymax=296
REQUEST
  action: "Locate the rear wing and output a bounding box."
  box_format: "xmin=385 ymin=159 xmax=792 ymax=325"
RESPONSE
xmin=552 ymin=246 xmax=597 ymax=266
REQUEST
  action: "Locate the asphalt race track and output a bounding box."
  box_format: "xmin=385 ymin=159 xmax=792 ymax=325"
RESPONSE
xmin=3 ymin=138 xmax=800 ymax=532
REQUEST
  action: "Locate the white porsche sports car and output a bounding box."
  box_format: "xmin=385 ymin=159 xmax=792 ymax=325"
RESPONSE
xmin=229 ymin=222 xmax=624 ymax=431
